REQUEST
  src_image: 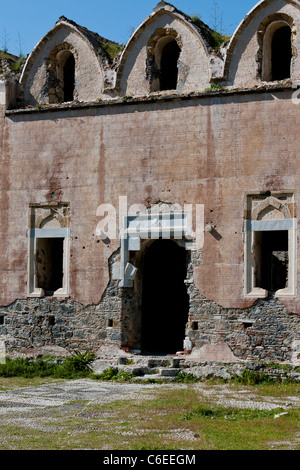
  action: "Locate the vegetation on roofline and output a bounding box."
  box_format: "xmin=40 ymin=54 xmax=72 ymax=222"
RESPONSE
xmin=97 ymin=41 xmax=124 ymax=61
xmin=0 ymin=51 xmax=26 ymax=76
xmin=191 ymin=15 xmax=230 ymax=51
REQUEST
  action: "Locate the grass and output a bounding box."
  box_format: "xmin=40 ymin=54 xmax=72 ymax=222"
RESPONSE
xmin=0 ymin=357 xmax=299 ymax=450
xmin=97 ymin=41 xmax=123 ymax=61
xmin=0 ymin=385 xmax=299 ymax=450
xmin=0 ymin=51 xmax=25 ymax=74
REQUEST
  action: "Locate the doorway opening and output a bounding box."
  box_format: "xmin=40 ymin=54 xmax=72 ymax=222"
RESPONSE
xmin=141 ymin=239 xmax=189 ymax=354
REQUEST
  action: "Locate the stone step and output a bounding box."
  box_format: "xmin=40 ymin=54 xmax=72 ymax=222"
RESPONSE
xmin=159 ymin=368 xmax=180 ymax=377
xmin=147 ymin=359 xmax=169 ymax=368
xmin=133 ymin=374 xmax=176 ymax=382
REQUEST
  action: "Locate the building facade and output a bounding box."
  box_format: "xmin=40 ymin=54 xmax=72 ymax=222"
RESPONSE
xmin=1 ymin=0 xmax=300 ymax=363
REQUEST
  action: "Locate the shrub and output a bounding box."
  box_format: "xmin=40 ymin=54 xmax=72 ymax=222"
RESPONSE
xmin=0 ymin=350 xmax=96 ymax=379
xmin=174 ymin=371 xmax=200 ymax=383
xmin=93 ymin=367 xmax=135 ymax=382
xmin=63 ymin=350 xmax=96 ymax=373
xmin=233 ymin=369 xmax=276 ymax=385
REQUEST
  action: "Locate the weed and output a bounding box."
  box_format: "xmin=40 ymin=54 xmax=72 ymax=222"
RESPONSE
xmin=204 ymin=83 xmax=224 ymax=92
xmin=233 ymin=369 xmax=277 ymax=385
xmin=125 ymin=358 xmax=135 ymax=365
xmin=64 ymin=350 xmax=96 ymax=372
xmin=210 ymin=30 xmax=230 ymax=50
xmin=93 ymin=367 xmax=134 ymax=382
xmin=97 ymin=42 xmax=123 ymax=61
xmin=182 ymin=404 xmax=285 ymax=421
xmin=11 ymin=54 xmax=25 ymax=72
xmin=190 ymin=15 xmax=230 ymax=51
xmin=174 ymin=371 xmax=200 ymax=383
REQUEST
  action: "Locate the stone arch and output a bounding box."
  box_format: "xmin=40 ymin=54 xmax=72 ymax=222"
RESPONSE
xmin=45 ymin=42 xmax=78 ymax=103
xmin=252 ymin=196 xmax=292 ymax=220
xmin=115 ymin=4 xmax=211 ymax=96
xmin=146 ymin=28 xmax=182 ymax=91
xmin=19 ymin=19 xmax=105 ymax=105
xmin=222 ymin=0 xmax=299 ymax=82
xmin=257 ymin=13 xmax=295 ymax=81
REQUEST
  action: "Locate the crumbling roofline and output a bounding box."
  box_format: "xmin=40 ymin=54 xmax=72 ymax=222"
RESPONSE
xmin=5 ymin=82 xmax=295 ymax=116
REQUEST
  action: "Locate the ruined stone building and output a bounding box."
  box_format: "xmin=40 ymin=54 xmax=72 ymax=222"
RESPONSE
xmin=1 ymin=0 xmax=300 ymax=363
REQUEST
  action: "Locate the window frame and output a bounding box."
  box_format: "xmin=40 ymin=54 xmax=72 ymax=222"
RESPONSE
xmin=244 ymin=195 xmax=297 ymax=299
xmin=27 ymin=227 xmax=70 ymax=298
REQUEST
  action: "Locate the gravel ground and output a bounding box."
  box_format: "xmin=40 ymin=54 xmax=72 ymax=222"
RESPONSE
xmin=0 ymin=378 xmax=299 ymax=415
xmin=0 ymin=379 xmax=299 ymax=450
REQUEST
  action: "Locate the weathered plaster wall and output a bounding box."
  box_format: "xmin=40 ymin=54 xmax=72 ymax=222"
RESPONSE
xmin=3 ymin=90 xmax=300 ymax=308
xmin=1 ymin=88 xmax=300 ymax=361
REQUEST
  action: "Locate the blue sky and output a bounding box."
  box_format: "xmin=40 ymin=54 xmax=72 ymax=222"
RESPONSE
xmin=1 ymin=0 xmax=258 ymax=56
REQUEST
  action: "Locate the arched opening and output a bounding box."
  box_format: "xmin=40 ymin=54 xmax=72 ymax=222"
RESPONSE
xmin=160 ymin=39 xmax=181 ymax=91
xmin=261 ymin=21 xmax=293 ymax=81
xmin=271 ymin=26 xmax=292 ymax=80
xmin=141 ymin=239 xmax=189 ymax=354
xmin=47 ymin=45 xmax=76 ymax=104
xmin=62 ymin=53 xmax=75 ymax=102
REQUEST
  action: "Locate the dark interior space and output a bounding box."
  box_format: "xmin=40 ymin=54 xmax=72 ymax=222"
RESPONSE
xmin=36 ymin=238 xmax=64 ymax=295
xmin=255 ymin=230 xmax=288 ymax=293
xmin=141 ymin=239 xmax=189 ymax=354
xmin=160 ymin=40 xmax=181 ymax=91
xmin=63 ymin=54 xmax=75 ymax=102
xmin=271 ymin=26 xmax=292 ymax=81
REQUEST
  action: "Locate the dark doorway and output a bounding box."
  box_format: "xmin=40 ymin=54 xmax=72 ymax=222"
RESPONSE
xmin=36 ymin=238 xmax=64 ymax=295
xmin=141 ymin=239 xmax=189 ymax=354
xmin=254 ymin=230 xmax=288 ymax=293
xmin=63 ymin=54 xmax=75 ymax=102
xmin=160 ymin=40 xmax=181 ymax=91
xmin=271 ymin=26 xmax=292 ymax=81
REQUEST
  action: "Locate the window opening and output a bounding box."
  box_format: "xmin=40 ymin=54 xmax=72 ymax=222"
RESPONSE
xmin=63 ymin=54 xmax=75 ymax=102
xmin=254 ymin=230 xmax=288 ymax=293
xmin=271 ymin=26 xmax=292 ymax=80
xmin=48 ymin=316 xmax=55 ymax=326
xmin=160 ymin=40 xmax=181 ymax=91
xmin=36 ymin=238 xmax=64 ymax=296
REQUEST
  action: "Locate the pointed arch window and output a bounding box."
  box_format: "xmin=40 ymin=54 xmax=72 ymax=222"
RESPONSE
xmin=62 ymin=53 xmax=75 ymax=101
xmin=57 ymin=50 xmax=76 ymax=102
xmin=271 ymin=25 xmax=292 ymax=80
xmin=159 ymin=39 xmax=181 ymax=91
xmin=258 ymin=16 xmax=294 ymax=82
xmin=146 ymin=29 xmax=182 ymax=92
xmin=47 ymin=44 xmax=77 ymax=104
